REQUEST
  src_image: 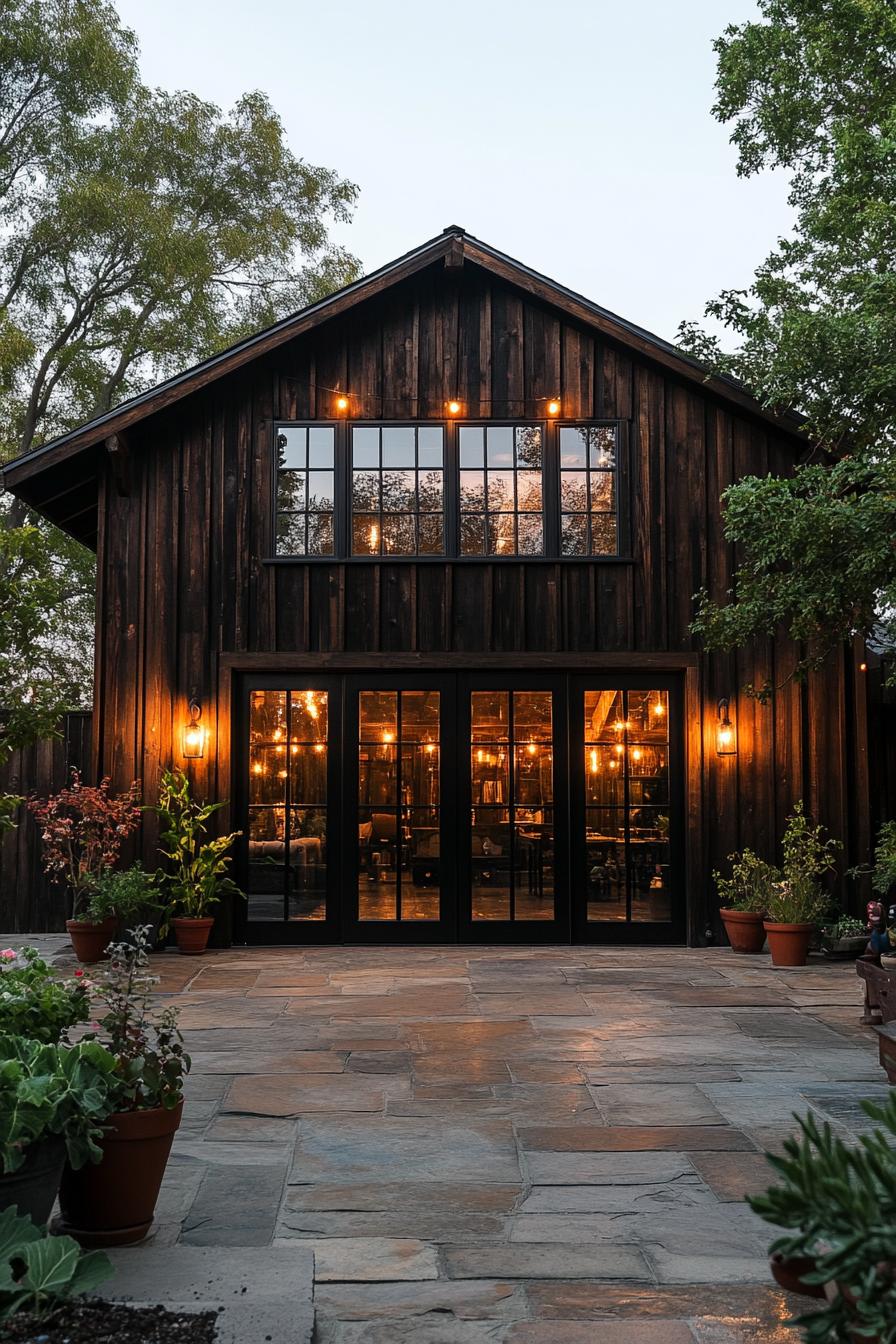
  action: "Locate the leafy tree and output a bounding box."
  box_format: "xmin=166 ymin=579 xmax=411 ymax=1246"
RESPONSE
xmin=679 ymin=0 xmax=896 ymax=685
xmin=0 ymin=0 xmax=360 ymax=807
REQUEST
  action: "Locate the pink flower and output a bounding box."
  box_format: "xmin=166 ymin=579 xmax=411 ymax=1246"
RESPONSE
xmin=0 ymin=949 xmax=16 ymax=962
xmin=74 ymin=969 xmax=84 ymax=978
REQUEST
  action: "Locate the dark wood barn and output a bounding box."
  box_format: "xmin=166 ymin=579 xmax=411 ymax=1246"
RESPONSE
xmin=1 ymin=228 xmax=872 ymax=944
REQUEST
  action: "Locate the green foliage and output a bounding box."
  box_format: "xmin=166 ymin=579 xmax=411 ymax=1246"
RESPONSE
xmin=821 ymin=914 xmax=866 ymax=940
xmin=0 ymin=947 xmax=91 ymax=1043
xmin=870 ymin=821 xmax=896 ymax=898
xmin=714 ymin=848 xmax=781 ymax=914
xmin=0 ymin=0 xmax=360 ymax=711
xmin=769 ymin=801 xmax=842 ymax=924
xmin=85 ymin=862 xmax=158 ymax=923
xmin=84 ymin=926 xmax=190 ymax=1111
xmin=0 ymin=1205 xmax=113 ymax=1322
xmin=750 ymin=1092 xmax=896 ymax=1342
xmin=156 ymin=768 xmax=242 ymax=924
xmin=679 ymin=0 xmax=896 ymax=683
xmin=0 ymin=1036 xmax=118 ymax=1174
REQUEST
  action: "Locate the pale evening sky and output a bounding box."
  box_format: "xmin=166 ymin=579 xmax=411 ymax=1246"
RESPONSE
xmin=115 ymin=0 xmax=792 ymax=345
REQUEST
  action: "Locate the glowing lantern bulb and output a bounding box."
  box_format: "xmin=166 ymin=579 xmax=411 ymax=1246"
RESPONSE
xmin=547 ymin=398 xmax=561 ymax=416
xmin=447 ymin=399 xmax=462 ymax=416
xmin=589 ymin=748 xmax=598 ymax=773
xmin=335 ymin=394 xmax=349 ymax=412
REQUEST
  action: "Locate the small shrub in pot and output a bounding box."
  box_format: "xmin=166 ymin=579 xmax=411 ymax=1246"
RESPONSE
xmin=764 ymin=802 xmax=841 ymax=967
xmin=55 ymin=926 xmax=191 ymax=1247
xmin=156 ymin=768 xmax=242 ymax=955
xmin=0 ymin=947 xmax=91 ymax=1044
xmin=715 ymin=849 xmax=779 ymax=953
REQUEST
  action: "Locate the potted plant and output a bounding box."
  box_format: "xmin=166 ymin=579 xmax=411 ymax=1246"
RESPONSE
xmin=715 ymin=849 xmax=779 ymax=953
xmin=0 ymin=947 xmax=92 ymax=1044
xmin=0 ymin=1037 xmax=118 ymax=1227
xmin=28 ymin=771 xmax=142 ymax=963
xmin=763 ymin=802 xmax=841 ymax=967
xmin=156 ymin=768 xmax=242 ymax=955
xmin=54 ymin=927 xmax=191 ymax=1247
xmin=751 ymin=1093 xmax=896 ymax=1340
xmin=87 ymin=863 xmax=160 ymax=937
xmin=821 ymin=914 xmax=869 ymax=960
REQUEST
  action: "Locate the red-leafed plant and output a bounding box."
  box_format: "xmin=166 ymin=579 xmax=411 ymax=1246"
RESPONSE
xmin=28 ymin=771 xmax=142 ymax=920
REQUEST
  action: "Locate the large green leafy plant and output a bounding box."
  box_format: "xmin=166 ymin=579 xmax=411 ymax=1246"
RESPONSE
xmin=714 ymin=849 xmax=781 ymax=914
xmin=0 ymin=947 xmax=90 ymax=1043
xmin=0 ymin=1206 xmax=112 ymax=1322
xmin=750 ymin=1093 xmax=896 ymax=1342
xmin=765 ymin=801 xmax=841 ymax=925
xmin=0 ymin=1037 xmax=118 ymax=1174
xmin=156 ymin=768 xmax=242 ymax=925
xmin=84 ymin=926 xmax=190 ymax=1112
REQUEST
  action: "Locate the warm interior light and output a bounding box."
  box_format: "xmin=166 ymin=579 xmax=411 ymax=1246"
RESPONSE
xmin=716 ymin=697 xmax=736 ymax=756
xmin=425 ymin=742 xmax=435 ymax=754
xmin=382 ymin=730 xmax=395 ymax=744
xmin=476 ymin=748 xmax=485 ymax=764
xmin=314 ymin=743 xmax=325 ymax=754
xmin=526 ymin=742 xmax=537 ymax=756
xmin=547 ymin=399 xmax=561 ymax=416
xmin=631 ymin=747 xmax=642 ymax=763
xmin=589 ymin=748 xmax=599 ymax=773
xmin=182 ymin=697 xmax=206 ymax=759
xmin=335 ymin=394 xmax=349 ymax=412
xmin=652 ymin=699 xmax=665 ymax=716
xmin=290 ymin=744 xmax=299 ymax=755
xmin=860 ymin=662 xmax=868 ymax=672
xmin=277 ymin=769 xmax=287 ymax=779
xmin=369 ymin=523 xmax=379 ymax=550
xmin=614 ymin=742 xmax=624 ymax=756
xmin=252 ymin=761 xmax=263 ymax=775
xmin=447 ymin=399 xmax=462 ymax=416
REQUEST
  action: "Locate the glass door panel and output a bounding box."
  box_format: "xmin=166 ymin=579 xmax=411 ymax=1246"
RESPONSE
xmin=357 ymin=688 xmax=443 ymax=924
xmin=247 ymin=688 xmax=329 ymax=923
xmin=466 ymin=684 xmax=561 ymax=930
xmin=579 ymin=682 xmax=680 ymax=937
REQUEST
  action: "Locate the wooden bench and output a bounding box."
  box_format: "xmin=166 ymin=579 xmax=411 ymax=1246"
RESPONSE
xmin=856 ymin=959 xmax=896 ymax=1026
xmin=875 ymin=1023 xmax=896 ymax=1085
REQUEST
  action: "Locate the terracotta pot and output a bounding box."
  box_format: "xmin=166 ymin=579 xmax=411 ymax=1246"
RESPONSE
xmin=720 ymin=909 xmax=767 ymax=954
xmin=54 ymin=1100 xmax=183 ymax=1247
xmin=66 ymin=916 xmax=117 ymax=964
xmin=764 ymin=921 xmax=814 ymax=967
xmin=0 ymin=1137 xmax=66 ymax=1227
xmin=171 ymin=916 xmax=214 ymax=955
xmin=770 ymin=1251 xmax=826 ymax=1299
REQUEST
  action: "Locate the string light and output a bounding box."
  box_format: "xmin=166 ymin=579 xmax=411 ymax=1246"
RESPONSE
xmin=335 ymin=394 xmax=349 ymax=413
xmin=547 ymin=399 xmax=561 ymax=416
xmin=295 ymin=380 xmax=569 ymax=415
xmin=446 ymin=399 xmax=462 ymax=416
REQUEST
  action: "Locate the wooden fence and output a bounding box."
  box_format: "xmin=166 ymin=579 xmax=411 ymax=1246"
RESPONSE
xmin=0 ymin=713 xmax=92 ymax=933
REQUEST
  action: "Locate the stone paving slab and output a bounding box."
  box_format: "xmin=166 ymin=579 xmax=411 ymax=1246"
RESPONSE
xmin=34 ymin=939 xmax=873 ymax=1341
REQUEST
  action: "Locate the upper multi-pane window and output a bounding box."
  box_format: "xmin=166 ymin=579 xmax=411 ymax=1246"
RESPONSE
xmin=272 ymin=420 xmax=620 ymax=559
xmin=352 ymin=425 xmax=444 ymax=555
xmin=459 ymin=425 xmax=543 ymax=556
xmin=559 ymin=425 xmax=617 ymax=556
xmin=276 ymin=426 xmax=336 ymax=556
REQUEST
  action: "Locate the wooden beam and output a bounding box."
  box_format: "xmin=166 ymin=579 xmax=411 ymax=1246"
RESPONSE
xmin=105 ymin=433 xmax=130 ymax=497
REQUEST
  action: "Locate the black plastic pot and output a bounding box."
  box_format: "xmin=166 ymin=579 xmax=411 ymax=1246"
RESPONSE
xmin=0 ymin=1138 xmax=67 ymax=1226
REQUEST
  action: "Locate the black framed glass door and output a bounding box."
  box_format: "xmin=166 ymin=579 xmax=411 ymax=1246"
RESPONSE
xmin=570 ymin=675 xmax=685 ymax=944
xmin=342 ymin=674 xmax=458 ymax=942
xmin=457 ymin=675 xmax=570 ymax=943
xmin=234 ymin=670 xmax=685 ymax=945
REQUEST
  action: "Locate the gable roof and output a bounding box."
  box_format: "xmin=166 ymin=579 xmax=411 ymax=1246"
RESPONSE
xmin=1 ymin=225 xmax=804 ymax=543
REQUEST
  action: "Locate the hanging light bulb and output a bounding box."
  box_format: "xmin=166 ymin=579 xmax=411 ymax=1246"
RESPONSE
xmin=547 ymin=398 xmax=561 ymax=417
xmin=446 ymin=399 xmax=462 ymax=416
xmin=335 ymin=394 xmax=349 ymax=413
xmin=589 ymin=748 xmax=599 ymax=774
xmin=526 ymin=742 xmax=537 ymax=756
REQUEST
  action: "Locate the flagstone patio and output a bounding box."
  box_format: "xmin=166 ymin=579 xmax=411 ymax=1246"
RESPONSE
xmin=51 ymin=941 xmax=886 ymax=1341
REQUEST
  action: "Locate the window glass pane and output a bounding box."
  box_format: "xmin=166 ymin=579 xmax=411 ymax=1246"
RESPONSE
xmin=418 ymin=426 xmax=444 ymax=466
xmin=460 ymin=515 xmax=484 ymax=555
xmin=276 ymin=513 xmax=305 ymax=555
xmin=560 ymin=427 xmax=587 ymax=468
xmin=382 ymin=514 xmax=416 ymax=554
xmin=591 ymin=513 xmax=618 ymax=555
xmin=459 ymin=427 xmax=484 ymax=467
xmin=487 ymin=470 xmax=514 ymax=510
xmin=290 ymin=689 xmax=327 ymax=740
xmin=353 ymin=514 xmax=379 ymax=554
xmin=460 ymin=471 xmax=485 ymax=510
xmin=515 ymin=425 xmax=542 ymax=467
xmin=307 ymin=513 xmax=333 ymax=555
xmin=561 ymin=514 xmax=587 ymax=556
xmin=382 ymin=469 xmax=416 ymax=512
xmin=277 ymin=470 xmax=305 ymax=512
xmin=307 ymin=471 xmax=334 ymax=511
xmin=382 ymin=427 xmax=415 ymax=467
xmin=277 ymin=427 xmax=305 ymax=469
xmin=486 ymin=515 xmax=515 ymax=555
xmin=419 ymin=514 xmax=444 ymax=554
xmin=590 ymin=471 xmax=615 ymax=512
xmin=516 ymin=471 xmax=542 ymax=512
xmin=486 ymin=427 xmax=514 ymax=467
xmin=418 ymin=470 xmax=443 ymax=512
xmin=308 ymin=426 xmax=335 ymax=468
xmin=560 ymin=472 xmax=587 ymax=511
xmin=353 ymin=471 xmax=379 ymax=511
xmin=590 ymin=426 xmax=616 ymax=469
xmin=352 ymin=427 xmax=380 ymax=467
xmin=517 ymin=516 xmax=543 ymax=555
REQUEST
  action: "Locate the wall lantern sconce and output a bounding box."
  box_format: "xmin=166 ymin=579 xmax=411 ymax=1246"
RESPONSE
xmin=716 ymin=697 xmax=736 ymax=756
xmin=546 ymin=398 xmax=561 ymax=417
xmin=182 ymin=695 xmax=206 ymax=759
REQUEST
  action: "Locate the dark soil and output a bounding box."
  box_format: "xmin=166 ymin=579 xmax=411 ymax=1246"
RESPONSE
xmin=1 ymin=1300 xmax=218 ymax=1343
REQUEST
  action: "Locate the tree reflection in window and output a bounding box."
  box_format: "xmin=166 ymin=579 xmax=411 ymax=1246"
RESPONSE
xmin=275 ymin=427 xmax=336 ymax=555
xmin=459 ymin=425 xmax=544 ymax=556
xmin=559 ymin=425 xmax=617 ymax=556
xmin=351 ymin=426 xmax=444 ymax=555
